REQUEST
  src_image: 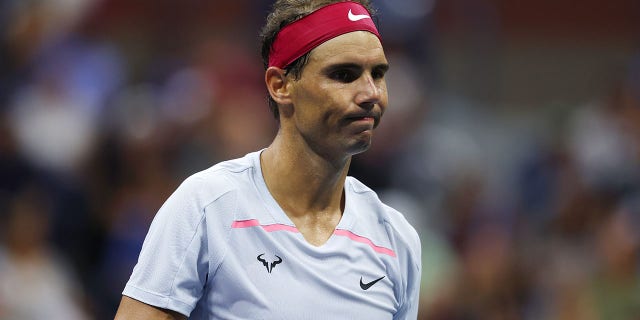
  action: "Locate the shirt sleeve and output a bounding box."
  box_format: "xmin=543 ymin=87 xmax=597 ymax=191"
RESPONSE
xmin=122 ymin=175 xmax=217 ymax=317
xmin=393 ymin=259 xmax=421 ymax=319
xmin=393 ymin=222 xmax=422 ymax=320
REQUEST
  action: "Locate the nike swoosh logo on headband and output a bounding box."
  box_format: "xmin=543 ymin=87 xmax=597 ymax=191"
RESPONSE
xmin=348 ymin=9 xmax=370 ymax=21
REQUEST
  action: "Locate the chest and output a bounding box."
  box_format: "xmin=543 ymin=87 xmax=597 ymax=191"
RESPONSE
xmin=199 ymin=221 xmax=400 ymax=320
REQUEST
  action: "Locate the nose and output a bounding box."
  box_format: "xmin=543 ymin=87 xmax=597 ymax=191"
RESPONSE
xmin=355 ymin=74 xmax=383 ymax=108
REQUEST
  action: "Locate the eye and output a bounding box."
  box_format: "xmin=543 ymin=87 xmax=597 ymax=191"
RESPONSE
xmin=371 ymin=66 xmax=388 ymax=80
xmin=329 ymin=69 xmax=359 ymax=83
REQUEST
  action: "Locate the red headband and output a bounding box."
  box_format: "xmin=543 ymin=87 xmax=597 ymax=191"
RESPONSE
xmin=268 ymin=2 xmax=381 ymax=69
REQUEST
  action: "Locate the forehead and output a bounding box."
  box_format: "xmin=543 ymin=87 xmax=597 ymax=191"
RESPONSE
xmin=307 ymin=31 xmax=387 ymax=68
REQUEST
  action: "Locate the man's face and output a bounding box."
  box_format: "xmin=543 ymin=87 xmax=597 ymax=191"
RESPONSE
xmin=286 ymin=31 xmax=389 ymax=158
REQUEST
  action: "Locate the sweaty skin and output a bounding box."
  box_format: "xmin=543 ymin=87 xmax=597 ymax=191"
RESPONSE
xmin=262 ymin=31 xmax=389 ymax=246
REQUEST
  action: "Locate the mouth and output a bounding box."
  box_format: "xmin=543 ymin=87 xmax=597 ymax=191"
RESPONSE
xmin=345 ymin=113 xmax=380 ymax=128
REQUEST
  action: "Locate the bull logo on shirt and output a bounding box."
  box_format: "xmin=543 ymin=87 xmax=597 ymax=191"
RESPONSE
xmin=257 ymin=253 xmax=283 ymax=273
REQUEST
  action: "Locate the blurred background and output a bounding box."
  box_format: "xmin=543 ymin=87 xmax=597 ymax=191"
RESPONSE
xmin=0 ymin=0 xmax=639 ymax=319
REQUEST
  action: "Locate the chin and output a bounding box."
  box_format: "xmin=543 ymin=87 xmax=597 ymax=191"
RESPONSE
xmin=346 ymin=138 xmax=372 ymax=156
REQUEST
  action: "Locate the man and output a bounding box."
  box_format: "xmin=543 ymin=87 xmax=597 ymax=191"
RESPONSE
xmin=114 ymin=1 xmax=421 ymax=319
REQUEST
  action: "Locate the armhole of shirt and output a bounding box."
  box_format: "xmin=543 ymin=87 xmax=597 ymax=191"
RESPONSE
xmin=204 ymin=172 xmax=240 ymax=282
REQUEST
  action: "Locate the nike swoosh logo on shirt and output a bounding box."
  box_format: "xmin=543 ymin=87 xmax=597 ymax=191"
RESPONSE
xmin=348 ymin=9 xmax=371 ymax=22
xmin=360 ymin=276 xmax=385 ymax=290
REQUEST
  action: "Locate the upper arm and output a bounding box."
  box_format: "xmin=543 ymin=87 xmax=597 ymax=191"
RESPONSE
xmin=386 ymin=209 xmax=422 ymax=319
xmin=121 ymin=175 xmax=236 ymax=316
xmin=122 ymin=176 xmax=218 ymax=315
xmin=114 ymin=296 xmax=187 ymax=320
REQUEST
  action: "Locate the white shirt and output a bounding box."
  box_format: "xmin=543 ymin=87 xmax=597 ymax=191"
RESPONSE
xmin=123 ymin=150 xmax=421 ymax=319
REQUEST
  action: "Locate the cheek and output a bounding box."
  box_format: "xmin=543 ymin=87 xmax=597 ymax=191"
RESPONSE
xmin=293 ymin=93 xmax=330 ymax=129
xmin=301 ymin=87 xmax=341 ymax=114
xmin=379 ymin=85 xmax=389 ymax=112
xmin=295 ymin=78 xmax=332 ymax=106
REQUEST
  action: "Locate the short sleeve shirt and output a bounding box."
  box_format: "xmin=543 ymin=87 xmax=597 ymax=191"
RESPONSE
xmin=123 ymin=150 xmax=421 ymax=319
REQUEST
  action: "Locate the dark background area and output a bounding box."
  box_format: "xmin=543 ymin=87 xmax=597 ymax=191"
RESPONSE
xmin=1 ymin=0 xmax=638 ymax=319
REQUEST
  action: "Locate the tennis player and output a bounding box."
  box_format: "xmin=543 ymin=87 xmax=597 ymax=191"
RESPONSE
xmin=114 ymin=1 xmax=421 ymax=319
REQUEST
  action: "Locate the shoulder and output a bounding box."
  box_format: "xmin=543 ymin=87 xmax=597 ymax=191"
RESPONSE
xmin=345 ymin=176 xmax=417 ymax=235
xmin=345 ymin=177 xmax=421 ymax=262
xmin=176 ymin=151 xmax=261 ymax=204
xmin=157 ymin=151 xmax=262 ymax=225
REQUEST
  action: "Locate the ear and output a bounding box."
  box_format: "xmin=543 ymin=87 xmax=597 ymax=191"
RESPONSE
xmin=265 ymin=67 xmax=293 ymax=106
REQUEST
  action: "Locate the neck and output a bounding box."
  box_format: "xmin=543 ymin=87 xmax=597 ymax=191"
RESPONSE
xmin=260 ymin=134 xmax=350 ymax=218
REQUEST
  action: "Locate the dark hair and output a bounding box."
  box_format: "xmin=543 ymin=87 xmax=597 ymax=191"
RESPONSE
xmin=259 ymin=0 xmax=376 ymax=119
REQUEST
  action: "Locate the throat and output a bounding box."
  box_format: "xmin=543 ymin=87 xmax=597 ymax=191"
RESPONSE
xmin=259 ymin=144 xmax=348 ymax=246
xmin=287 ymin=210 xmax=342 ymax=247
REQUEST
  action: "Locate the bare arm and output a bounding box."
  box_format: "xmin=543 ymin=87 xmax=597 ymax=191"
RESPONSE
xmin=114 ymin=296 xmax=187 ymax=320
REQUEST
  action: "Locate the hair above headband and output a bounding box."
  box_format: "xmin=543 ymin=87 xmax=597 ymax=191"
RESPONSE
xmin=268 ymin=2 xmax=381 ymax=69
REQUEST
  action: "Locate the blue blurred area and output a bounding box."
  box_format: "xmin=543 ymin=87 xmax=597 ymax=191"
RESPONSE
xmin=1 ymin=0 xmax=639 ymax=319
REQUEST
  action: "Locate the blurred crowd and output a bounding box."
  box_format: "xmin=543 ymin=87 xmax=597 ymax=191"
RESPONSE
xmin=0 ymin=0 xmax=638 ymax=319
